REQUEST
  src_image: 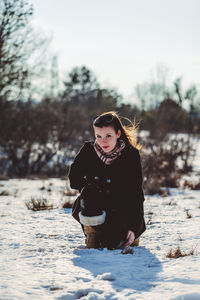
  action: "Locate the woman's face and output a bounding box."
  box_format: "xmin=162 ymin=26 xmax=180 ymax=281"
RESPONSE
xmin=94 ymin=125 xmax=121 ymax=153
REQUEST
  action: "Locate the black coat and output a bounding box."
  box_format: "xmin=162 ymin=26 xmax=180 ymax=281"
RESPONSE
xmin=68 ymin=141 xmax=146 ymax=240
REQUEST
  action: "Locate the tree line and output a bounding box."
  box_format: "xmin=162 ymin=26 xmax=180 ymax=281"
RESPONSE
xmin=0 ymin=64 xmax=199 ymax=178
xmin=0 ymin=0 xmax=200 ymax=194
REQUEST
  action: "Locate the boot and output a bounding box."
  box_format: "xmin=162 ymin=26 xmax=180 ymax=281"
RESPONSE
xmin=83 ymin=225 xmax=102 ymax=248
xmin=131 ymin=238 xmax=140 ymax=246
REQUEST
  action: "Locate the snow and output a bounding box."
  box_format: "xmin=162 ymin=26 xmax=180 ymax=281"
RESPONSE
xmin=1 ymin=143 xmax=200 ymax=299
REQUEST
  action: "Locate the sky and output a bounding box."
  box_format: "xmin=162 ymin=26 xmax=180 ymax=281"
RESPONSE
xmin=31 ymin=0 xmax=200 ymax=101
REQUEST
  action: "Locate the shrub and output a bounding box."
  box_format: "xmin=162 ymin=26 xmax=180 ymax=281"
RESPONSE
xmin=0 ymin=176 xmax=9 ymax=180
xmin=25 ymin=196 xmax=54 ymax=211
xmin=166 ymin=246 xmax=195 ymax=258
xmin=62 ymin=188 xmax=78 ymax=197
xmin=0 ymin=190 xmax=10 ymax=196
xmin=183 ymin=180 xmax=200 ymax=190
xmin=62 ymin=200 xmax=74 ymax=208
xmin=142 ymin=135 xmax=195 ymax=194
xmin=159 ymin=188 xmax=170 ymax=197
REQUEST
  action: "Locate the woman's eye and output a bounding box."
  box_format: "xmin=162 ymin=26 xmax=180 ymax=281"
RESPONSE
xmin=107 ymin=135 xmax=111 ymax=138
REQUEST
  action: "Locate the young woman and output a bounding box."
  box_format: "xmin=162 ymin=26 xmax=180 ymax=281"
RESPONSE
xmin=68 ymin=111 xmax=146 ymax=249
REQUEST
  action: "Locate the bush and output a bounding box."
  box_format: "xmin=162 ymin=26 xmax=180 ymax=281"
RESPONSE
xmin=166 ymin=246 xmax=195 ymax=258
xmin=183 ymin=180 xmax=200 ymax=190
xmin=62 ymin=188 xmax=78 ymax=197
xmin=149 ymin=99 xmax=188 ymax=139
xmin=0 ymin=190 xmax=10 ymax=196
xmin=25 ymin=196 xmax=54 ymax=211
xmin=142 ymin=135 xmax=196 ymax=194
xmin=62 ymin=200 xmax=75 ymax=209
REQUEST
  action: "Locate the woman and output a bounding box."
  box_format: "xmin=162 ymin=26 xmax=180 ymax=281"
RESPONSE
xmin=68 ymin=111 xmax=146 ymax=249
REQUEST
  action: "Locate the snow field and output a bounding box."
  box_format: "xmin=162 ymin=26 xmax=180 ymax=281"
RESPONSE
xmin=0 ymin=178 xmax=200 ymax=300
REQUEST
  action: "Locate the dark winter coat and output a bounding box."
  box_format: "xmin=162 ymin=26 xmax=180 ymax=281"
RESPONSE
xmin=68 ymin=141 xmax=146 ymax=242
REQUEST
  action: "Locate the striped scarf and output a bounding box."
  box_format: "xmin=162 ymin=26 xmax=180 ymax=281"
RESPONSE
xmin=94 ymin=139 xmax=126 ymax=165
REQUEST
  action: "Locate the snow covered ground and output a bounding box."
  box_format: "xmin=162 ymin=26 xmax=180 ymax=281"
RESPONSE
xmin=0 ymin=142 xmax=200 ymax=300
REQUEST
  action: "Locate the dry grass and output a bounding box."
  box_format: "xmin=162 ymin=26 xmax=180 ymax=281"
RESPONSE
xmin=183 ymin=180 xmax=200 ymax=190
xmin=60 ymin=176 xmax=68 ymax=180
xmin=0 ymin=190 xmax=10 ymax=196
xmin=27 ymin=174 xmax=49 ymax=180
xmin=0 ymin=189 xmax=18 ymax=197
xmin=159 ymin=188 xmax=170 ymax=197
xmin=14 ymin=189 xmax=18 ymax=197
xmin=25 ymin=196 xmax=54 ymax=211
xmin=49 ymin=286 xmax=63 ymax=291
xmin=62 ymin=199 xmax=75 ymax=208
xmin=62 ymin=188 xmax=78 ymax=197
xmin=0 ymin=176 xmax=9 ymax=180
xmin=144 ymin=177 xmax=162 ymax=195
xmin=184 ymin=208 xmax=192 ymax=219
xmin=147 ymin=211 xmax=154 ymax=216
xmin=178 ymin=235 xmax=183 ymax=242
xmin=166 ymin=200 xmax=177 ymax=206
xmin=166 ymin=246 xmax=195 ymax=258
xmin=36 ymin=233 xmax=58 ymax=238
xmin=146 ymin=219 xmax=152 ymax=225
xmin=39 ymin=186 xmax=46 ymax=191
xmin=39 ymin=181 xmax=52 ymax=193
xmin=0 ymin=214 xmax=8 ymax=217
xmin=121 ymin=246 xmax=134 ymax=254
xmin=146 ymin=211 xmax=153 ymax=225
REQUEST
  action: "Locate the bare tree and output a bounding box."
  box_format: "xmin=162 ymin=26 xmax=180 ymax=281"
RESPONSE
xmin=0 ymin=0 xmax=55 ymax=177
xmin=0 ymin=0 xmax=50 ymax=104
xmin=135 ymin=64 xmax=172 ymax=110
xmin=0 ymin=0 xmax=33 ymax=102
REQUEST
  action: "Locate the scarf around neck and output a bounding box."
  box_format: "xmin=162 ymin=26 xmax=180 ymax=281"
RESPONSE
xmin=94 ymin=139 xmax=126 ymax=165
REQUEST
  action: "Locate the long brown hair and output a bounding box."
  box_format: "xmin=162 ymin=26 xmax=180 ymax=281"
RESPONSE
xmin=93 ymin=111 xmax=141 ymax=150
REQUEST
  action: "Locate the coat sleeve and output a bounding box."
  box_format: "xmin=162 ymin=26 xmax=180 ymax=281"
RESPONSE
xmin=124 ymin=149 xmax=146 ymax=238
xmin=68 ymin=143 xmax=89 ymax=191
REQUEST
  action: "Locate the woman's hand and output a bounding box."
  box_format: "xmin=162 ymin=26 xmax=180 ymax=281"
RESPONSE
xmin=124 ymin=230 xmax=135 ymax=246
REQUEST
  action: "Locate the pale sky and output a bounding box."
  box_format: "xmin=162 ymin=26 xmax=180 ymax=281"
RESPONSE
xmin=31 ymin=0 xmax=200 ymax=100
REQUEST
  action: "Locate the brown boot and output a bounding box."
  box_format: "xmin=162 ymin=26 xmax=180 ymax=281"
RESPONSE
xmin=131 ymin=238 xmax=140 ymax=247
xmin=83 ymin=226 xmax=102 ymax=248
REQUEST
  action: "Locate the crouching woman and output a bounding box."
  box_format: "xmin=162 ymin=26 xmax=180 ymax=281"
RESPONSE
xmin=68 ymin=111 xmax=146 ymax=249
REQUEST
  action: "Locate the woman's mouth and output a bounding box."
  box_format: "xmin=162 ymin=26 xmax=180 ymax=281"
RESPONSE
xmin=103 ymin=146 xmax=109 ymax=149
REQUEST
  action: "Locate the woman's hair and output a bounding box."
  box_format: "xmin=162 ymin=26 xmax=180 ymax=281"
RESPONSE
xmin=93 ymin=111 xmax=141 ymax=150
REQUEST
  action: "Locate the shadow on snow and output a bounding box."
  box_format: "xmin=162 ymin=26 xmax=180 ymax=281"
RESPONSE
xmin=73 ymin=246 xmax=162 ymax=292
